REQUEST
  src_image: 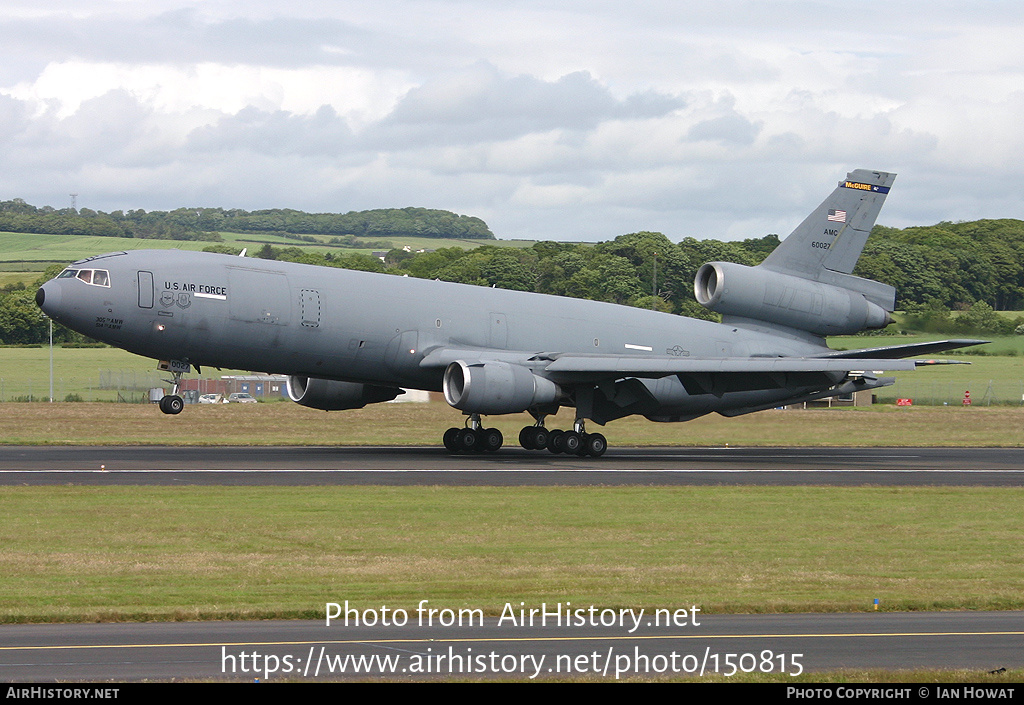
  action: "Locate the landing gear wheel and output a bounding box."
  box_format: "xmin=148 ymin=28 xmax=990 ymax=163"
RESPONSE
xmin=584 ymin=432 xmax=607 ymax=458
xmin=443 ymin=427 xmax=461 ymax=452
xmin=520 ymin=426 xmax=549 ymax=450
xmin=519 ymin=426 xmax=536 ymax=450
xmin=456 ymin=428 xmax=478 ymax=452
xmin=532 ymin=427 xmax=549 ymax=450
xmin=561 ymin=431 xmax=582 ymax=455
xmin=575 ymin=433 xmax=591 ymax=457
xmin=158 ymin=394 xmax=184 ymax=415
xmin=546 ymin=429 xmax=565 ymax=454
xmin=479 ymin=428 xmax=503 ymax=452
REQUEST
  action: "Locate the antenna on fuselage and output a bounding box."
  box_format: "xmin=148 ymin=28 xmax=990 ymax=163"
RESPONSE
xmin=239 ymin=248 xmax=247 ymax=257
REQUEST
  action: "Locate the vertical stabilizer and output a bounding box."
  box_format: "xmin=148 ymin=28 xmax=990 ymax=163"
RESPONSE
xmin=761 ymin=169 xmax=896 ymax=278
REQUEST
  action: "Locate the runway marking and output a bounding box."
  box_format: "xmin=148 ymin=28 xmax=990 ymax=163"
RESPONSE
xmin=5 ymin=630 xmax=1024 ymax=652
xmin=3 ymin=468 xmax=1024 ymax=474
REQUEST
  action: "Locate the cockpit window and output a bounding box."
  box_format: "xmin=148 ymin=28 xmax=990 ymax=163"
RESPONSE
xmin=60 ymin=268 xmax=111 ymax=287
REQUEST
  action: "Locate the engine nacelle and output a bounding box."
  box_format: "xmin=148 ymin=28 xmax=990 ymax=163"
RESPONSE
xmin=694 ymin=261 xmax=891 ymax=336
xmin=287 ymin=375 xmax=401 ymax=411
xmin=443 ymin=360 xmax=560 ymax=415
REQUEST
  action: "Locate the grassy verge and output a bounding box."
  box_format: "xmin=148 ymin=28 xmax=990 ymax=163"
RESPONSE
xmin=2 ymin=400 xmax=1024 ymax=446
xmin=1 ymin=485 xmax=1021 ymax=622
xmin=0 ymin=230 xmax=532 ymax=265
xmin=4 ymin=343 xmax=1023 ymax=406
xmin=0 ymin=346 xmax=254 ymax=403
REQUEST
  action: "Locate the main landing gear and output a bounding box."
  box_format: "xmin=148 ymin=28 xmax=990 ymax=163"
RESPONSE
xmin=519 ymin=417 xmax=607 ymax=457
xmin=443 ymin=414 xmax=504 ymax=453
xmin=442 ymin=412 xmax=607 ymax=458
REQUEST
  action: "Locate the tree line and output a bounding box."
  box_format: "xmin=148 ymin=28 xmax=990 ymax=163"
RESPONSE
xmin=5 ymin=218 xmax=1024 ymax=345
xmin=0 ymin=199 xmax=494 ymax=242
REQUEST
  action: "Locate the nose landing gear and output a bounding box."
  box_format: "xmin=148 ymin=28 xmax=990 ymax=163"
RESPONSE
xmin=158 ymin=393 xmax=184 ymax=415
xmin=157 ymin=360 xmax=189 ymax=415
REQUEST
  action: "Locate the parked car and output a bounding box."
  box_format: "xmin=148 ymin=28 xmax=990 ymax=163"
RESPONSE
xmin=227 ymin=393 xmax=258 ymax=403
xmin=198 ymin=394 xmax=224 ymax=404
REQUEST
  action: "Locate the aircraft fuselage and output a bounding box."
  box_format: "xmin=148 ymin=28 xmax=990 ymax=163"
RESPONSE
xmin=39 ymin=249 xmax=827 ymax=384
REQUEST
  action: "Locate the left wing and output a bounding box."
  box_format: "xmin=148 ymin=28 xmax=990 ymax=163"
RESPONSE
xmin=420 ymin=346 xmax=969 ymax=404
xmin=421 ymin=347 xmax=925 ymax=389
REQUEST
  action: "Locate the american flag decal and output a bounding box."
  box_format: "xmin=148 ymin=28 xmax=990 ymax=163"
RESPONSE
xmin=827 ymin=209 xmax=847 ymax=222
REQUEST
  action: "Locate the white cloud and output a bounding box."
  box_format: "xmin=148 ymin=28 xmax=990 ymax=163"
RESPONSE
xmin=0 ymin=1 xmax=1023 ymax=241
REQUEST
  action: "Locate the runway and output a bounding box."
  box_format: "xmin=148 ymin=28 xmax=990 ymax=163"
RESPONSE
xmin=2 ymin=611 xmax=1022 ymax=681
xmin=0 ymin=445 xmax=1023 ymax=485
xmin=2 ymin=445 xmax=1022 ymax=682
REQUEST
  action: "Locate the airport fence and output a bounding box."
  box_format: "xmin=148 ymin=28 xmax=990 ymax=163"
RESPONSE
xmin=872 ymin=378 xmax=1024 ymax=407
xmin=1 ymin=371 xmax=1023 ymax=407
xmin=0 ymin=368 xmax=167 ymax=403
xmin=0 ymin=369 xmax=288 ymax=403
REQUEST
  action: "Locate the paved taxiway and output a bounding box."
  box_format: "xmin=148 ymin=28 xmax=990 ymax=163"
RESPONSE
xmin=1 ymin=446 xmax=1023 ymax=485
xmin=2 ymin=612 xmax=1022 ymax=681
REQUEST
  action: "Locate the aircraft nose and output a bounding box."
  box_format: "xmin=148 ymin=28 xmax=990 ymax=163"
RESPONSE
xmin=36 ymin=281 xmax=62 ymax=316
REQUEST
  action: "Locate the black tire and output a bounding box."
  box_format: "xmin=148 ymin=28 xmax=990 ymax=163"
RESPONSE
xmin=562 ymin=431 xmax=581 ymax=455
xmin=443 ymin=427 xmax=461 ymax=452
xmin=532 ymin=427 xmax=549 ymax=450
xmin=456 ymin=428 xmax=478 ymax=452
xmin=546 ymin=429 xmax=564 ymax=454
xmin=585 ymin=433 xmax=607 ymax=458
xmin=519 ymin=426 xmax=536 ymax=450
xmin=159 ymin=394 xmax=184 ymax=415
xmin=480 ymin=427 xmax=503 ymax=452
xmin=575 ymin=433 xmax=590 ymax=457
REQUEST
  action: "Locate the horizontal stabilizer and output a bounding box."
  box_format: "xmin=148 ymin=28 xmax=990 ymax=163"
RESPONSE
xmin=717 ymin=375 xmax=896 ymax=417
xmin=815 ymin=339 xmax=987 ymax=360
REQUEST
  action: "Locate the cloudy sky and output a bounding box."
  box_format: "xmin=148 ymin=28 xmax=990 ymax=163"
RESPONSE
xmin=2 ymin=1 xmax=1022 ymax=242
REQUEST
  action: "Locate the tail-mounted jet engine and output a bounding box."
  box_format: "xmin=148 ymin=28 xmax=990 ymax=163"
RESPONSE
xmin=443 ymin=360 xmax=561 ymax=415
xmin=694 ymin=261 xmax=891 ymax=336
xmin=287 ymin=375 xmax=401 ymax=410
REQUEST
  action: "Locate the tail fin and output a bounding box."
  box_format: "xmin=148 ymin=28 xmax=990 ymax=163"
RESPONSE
xmin=759 ymin=168 xmax=897 ymax=310
xmin=694 ymin=169 xmax=900 ymax=334
xmin=762 ymin=169 xmax=895 ymax=276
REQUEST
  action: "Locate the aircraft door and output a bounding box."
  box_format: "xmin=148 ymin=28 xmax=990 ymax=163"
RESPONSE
xmin=489 ymin=312 xmax=507 ymax=348
xmin=300 ymin=289 xmax=320 ymax=328
xmin=138 ymin=271 xmax=154 ymax=308
xmin=385 ymin=330 xmax=419 ymax=375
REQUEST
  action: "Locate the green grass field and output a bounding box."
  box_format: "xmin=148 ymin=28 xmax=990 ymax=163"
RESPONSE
xmin=829 ymin=334 xmax=1024 ymax=405
xmin=3 ymin=343 xmax=1023 ymax=410
xmin=0 ymin=346 xmax=254 ymax=403
xmin=0 ymin=229 xmax=529 ymax=267
xmin=3 ymin=399 xmax=1024 ymax=446
xmin=1 ymin=485 xmax=1021 ymax=622
xmin=0 ymin=341 xmax=1022 ymax=446
xmin=0 ymin=230 xmax=533 ymax=287
xmin=831 ymin=331 xmax=1024 ymax=357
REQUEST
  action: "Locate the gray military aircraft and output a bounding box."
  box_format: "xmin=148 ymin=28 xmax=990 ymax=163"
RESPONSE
xmin=36 ymin=169 xmax=982 ymax=456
